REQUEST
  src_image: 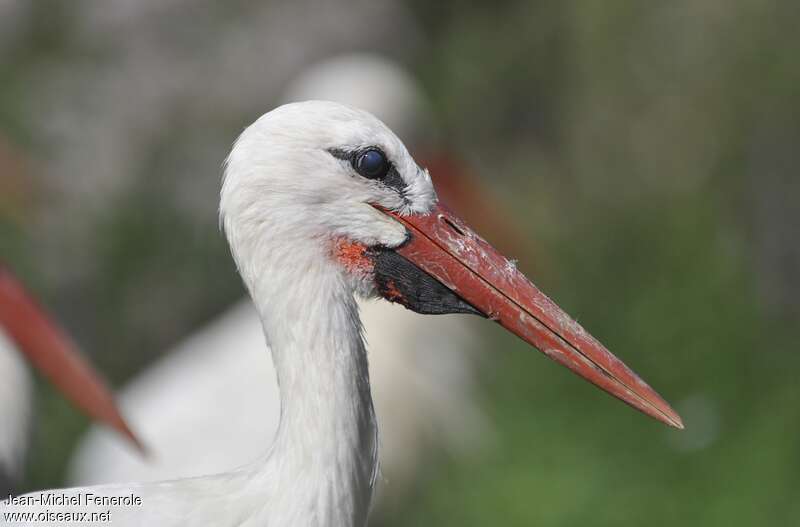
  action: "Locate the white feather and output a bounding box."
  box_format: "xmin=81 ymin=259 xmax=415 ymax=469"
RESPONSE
xmin=67 ymin=299 xmax=484 ymax=495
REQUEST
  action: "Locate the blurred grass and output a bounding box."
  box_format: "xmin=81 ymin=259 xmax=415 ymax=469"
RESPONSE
xmin=379 ymin=193 xmax=800 ymax=526
xmin=388 ymin=1 xmax=800 ymax=524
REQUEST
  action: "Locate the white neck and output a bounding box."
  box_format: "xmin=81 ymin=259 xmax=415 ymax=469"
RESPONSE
xmin=229 ymin=223 xmax=378 ymax=527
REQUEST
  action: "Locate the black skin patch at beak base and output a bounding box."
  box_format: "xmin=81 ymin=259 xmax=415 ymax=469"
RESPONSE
xmin=371 ymin=247 xmax=483 ymax=316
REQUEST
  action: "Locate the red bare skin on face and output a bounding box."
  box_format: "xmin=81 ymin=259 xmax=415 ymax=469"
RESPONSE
xmin=333 ymin=239 xmax=374 ymax=278
xmin=333 ymin=240 xmax=409 ymax=305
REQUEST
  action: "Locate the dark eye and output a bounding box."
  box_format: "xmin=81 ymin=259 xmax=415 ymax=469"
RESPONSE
xmin=355 ymin=149 xmax=389 ymax=180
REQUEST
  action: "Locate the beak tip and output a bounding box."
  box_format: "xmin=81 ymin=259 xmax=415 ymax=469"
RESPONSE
xmin=650 ymin=399 xmax=684 ymax=430
xmin=119 ymin=422 xmax=147 ymax=455
xmin=667 ymin=411 xmax=685 ymax=430
xmin=646 ymin=391 xmax=685 ymax=430
xmin=100 ymin=404 xmax=147 ymax=455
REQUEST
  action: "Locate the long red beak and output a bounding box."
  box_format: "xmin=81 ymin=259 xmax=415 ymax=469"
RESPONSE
xmin=382 ymin=202 xmax=683 ymax=429
xmin=0 ymin=266 xmax=142 ymax=449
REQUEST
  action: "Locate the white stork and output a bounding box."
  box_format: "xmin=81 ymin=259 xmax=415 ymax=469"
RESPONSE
xmin=1 ymin=101 xmax=681 ymax=526
xmin=68 ymin=54 xmax=495 ymax=512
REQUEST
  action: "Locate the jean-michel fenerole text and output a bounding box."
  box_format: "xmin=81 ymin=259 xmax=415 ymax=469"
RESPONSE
xmin=4 ymin=492 xmax=143 ymax=507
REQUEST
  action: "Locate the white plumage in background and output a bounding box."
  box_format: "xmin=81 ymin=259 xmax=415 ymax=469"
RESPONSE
xmin=0 ymin=334 xmax=31 ymax=493
xmin=68 ymin=55 xmax=486 ymax=512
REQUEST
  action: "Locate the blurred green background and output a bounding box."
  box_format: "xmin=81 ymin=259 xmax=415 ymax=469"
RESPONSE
xmin=1 ymin=1 xmax=798 ymax=525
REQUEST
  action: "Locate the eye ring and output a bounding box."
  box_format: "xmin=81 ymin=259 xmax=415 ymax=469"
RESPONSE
xmin=354 ymin=148 xmax=390 ymax=180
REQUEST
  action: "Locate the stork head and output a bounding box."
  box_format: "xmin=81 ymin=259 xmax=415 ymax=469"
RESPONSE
xmin=220 ymin=101 xmax=683 ymax=429
xmin=221 ymin=101 xmax=436 ymax=297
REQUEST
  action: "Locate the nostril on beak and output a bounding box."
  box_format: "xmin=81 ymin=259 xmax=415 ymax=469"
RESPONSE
xmin=440 ymin=215 xmax=466 ymax=237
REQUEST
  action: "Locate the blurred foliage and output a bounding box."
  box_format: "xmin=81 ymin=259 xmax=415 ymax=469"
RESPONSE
xmin=394 ymin=1 xmax=800 ymax=524
xmin=1 ymin=0 xmax=798 ymax=525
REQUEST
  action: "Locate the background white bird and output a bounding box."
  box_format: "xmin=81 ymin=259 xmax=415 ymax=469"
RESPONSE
xmin=68 ymin=54 xmax=489 ymax=514
xmin=1 ymin=101 xmax=679 ymax=526
xmin=0 ymin=334 xmax=31 ymax=494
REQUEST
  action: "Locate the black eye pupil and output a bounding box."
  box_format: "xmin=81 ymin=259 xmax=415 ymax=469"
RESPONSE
xmin=355 ymin=149 xmax=388 ymax=179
